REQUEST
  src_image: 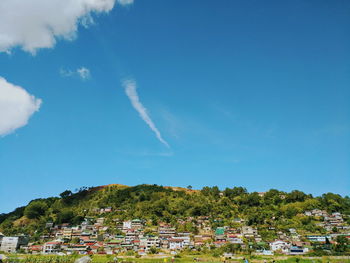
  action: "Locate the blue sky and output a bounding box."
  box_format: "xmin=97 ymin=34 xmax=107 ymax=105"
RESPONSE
xmin=0 ymin=0 xmax=349 ymax=213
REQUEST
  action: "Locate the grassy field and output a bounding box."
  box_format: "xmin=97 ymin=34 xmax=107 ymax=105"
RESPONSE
xmin=2 ymin=255 xmax=350 ymax=263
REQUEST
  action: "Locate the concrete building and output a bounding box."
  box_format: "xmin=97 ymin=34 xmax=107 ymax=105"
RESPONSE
xmin=43 ymin=241 xmax=61 ymax=254
xmin=0 ymin=236 xmax=28 ymax=253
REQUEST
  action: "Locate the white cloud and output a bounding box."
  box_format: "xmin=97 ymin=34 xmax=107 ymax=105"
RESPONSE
xmin=77 ymin=67 xmax=91 ymax=80
xmin=60 ymin=67 xmax=91 ymax=80
xmin=123 ymin=79 xmax=170 ymax=148
xmin=0 ymin=77 xmax=42 ymax=136
xmin=0 ymin=0 xmax=133 ymax=54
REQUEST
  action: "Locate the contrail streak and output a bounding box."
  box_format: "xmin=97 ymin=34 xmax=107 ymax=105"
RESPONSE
xmin=123 ymin=79 xmax=169 ymax=148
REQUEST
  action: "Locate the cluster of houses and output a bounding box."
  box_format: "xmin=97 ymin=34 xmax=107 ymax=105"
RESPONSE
xmin=304 ymin=210 xmax=350 ymax=232
xmin=0 ymin=210 xmax=349 ymax=256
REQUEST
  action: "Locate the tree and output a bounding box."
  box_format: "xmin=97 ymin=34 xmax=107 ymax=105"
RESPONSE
xmin=149 ymin=246 xmax=159 ymax=254
xmin=24 ymin=200 xmax=48 ymax=219
xmin=71 ymin=237 xmax=80 ymax=244
xmin=286 ymin=190 xmax=308 ymax=203
xmin=231 ymin=187 xmax=247 ymax=197
xmin=334 ymin=235 xmax=349 ymax=252
xmin=60 ymin=190 xmax=73 ymax=204
xmin=187 ymin=185 xmax=193 ymax=190
xmin=56 ymin=210 xmax=75 ymax=224
xmin=60 ymin=190 xmax=72 ymax=199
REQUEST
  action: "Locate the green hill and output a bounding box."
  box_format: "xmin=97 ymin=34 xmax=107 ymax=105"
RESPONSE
xmin=1 ymin=184 xmax=349 ymax=241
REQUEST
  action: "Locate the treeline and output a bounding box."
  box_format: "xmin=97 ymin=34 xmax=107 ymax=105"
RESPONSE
xmin=0 ymin=184 xmax=349 ymax=239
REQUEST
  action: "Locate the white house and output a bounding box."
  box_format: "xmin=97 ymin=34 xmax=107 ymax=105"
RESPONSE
xmin=123 ymin=221 xmax=132 ymax=230
xmin=145 ymin=237 xmax=160 ymax=250
xmin=43 ymin=241 xmax=61 ymax=254
xmin=169 ymin=237 xmax=190 ymax=250
xmin=169 ymin=238 xmax=184 ymax=250
xmin=270 ymin=240 xmax=290 ymax=253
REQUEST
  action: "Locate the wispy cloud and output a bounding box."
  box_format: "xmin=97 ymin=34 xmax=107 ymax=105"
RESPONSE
xmin=77 ymin=67 xmax=91 ymax=80
xmin=126 ymin=149 xmax=173 ymax=157
xmin=117 ymin=0 xmax=134 ymax=5
xmin=60 ymin=67 xmax=91 ymax=80
xmin=60 ymin=68 xmax=75 ymax=77
xmin=123 ymin=79 xmax=170 ymax=148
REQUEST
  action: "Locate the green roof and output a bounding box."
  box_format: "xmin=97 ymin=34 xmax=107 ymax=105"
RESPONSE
xmin=109 ymin=240 xmax=122 ymax=243
xmin=215 ymin=227 xmax=225 ymax=235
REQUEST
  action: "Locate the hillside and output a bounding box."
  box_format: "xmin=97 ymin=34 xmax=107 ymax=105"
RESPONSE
xmin=1 ymin=184 xmax=349 ymax=240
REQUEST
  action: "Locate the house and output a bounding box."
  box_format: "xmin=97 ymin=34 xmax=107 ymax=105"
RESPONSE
xmin=100 ymin=207 xmax=112 ymax=213
xmin=227 ymin=235 xmax=244 ymax=244
xmin=241 ymin=226 xmax=258 ymax=237
xmin=168 ymin=236 xmax=190 ymax=250
xmin=214 ymin=240 xmax=227 ymax=247
xmin=311 ymin=209 xmax=328 ymax=217
xmin=215 ymin=227 xmax=226 ymax=241
xmin=169 ymin=238 xmax=185 ymax=250
xmin=193 ymin=235 xmax=212 ymax=247
xmin=123 ymin=221 xmax=132 ymax=230
xmin=289 ymin=228 xmax=297 ymax=234
xmin=125 ymin=230 xmax=138 ymax=243
xmin=29 ymin=245 xmax=43 ymax=254
xmin=307 ymin=235 xmax=329 ymax=243
xmin=270 ymin=240 xmax=290 ymax=253
xmin=145 ymin=236 xmax=160 ymax=250
xmin=62 ymin=228 xmax=73 ymax=240
xmin=96 ymin=218 xmax=105 ymax=225
xmin=158 ymin=224 xmax=176 ymax=238
xmin=90 ymin=242 xmax=104 ymax=254
xmin=0 ymin=236 xmax=29 ymax=253
xmin=132 ymin=239 xmax=141 ymax=250
xmin=233 ymin=218 xmax=245 ymax=224
xmin=66 ymin=244 xmax=88 ymax=254
xmin=43 ymin=241 xmax=61 ymax=254
xmin=81 ymin=218 xmax=94 ymax=230
xmin=304 ymin=211 xmax=312 ymax=216
xmin=131 ymin=219 xmax=144 ymax=229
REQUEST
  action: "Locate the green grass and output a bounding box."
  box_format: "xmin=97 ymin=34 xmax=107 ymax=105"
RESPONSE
xmin=3 ymin=255 xmax=350 ymax=263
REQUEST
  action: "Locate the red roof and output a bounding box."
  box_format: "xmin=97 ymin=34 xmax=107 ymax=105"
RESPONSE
xmin=46 ymin=242 xmax=61 ymax=245
xmin=86 ymin=242 xmax=96 ymax=246
xmin=30 ymin=245 xmax=42 ymax=251
xmin=214 ymin=241 xmax=227 ymax=244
